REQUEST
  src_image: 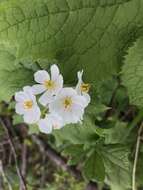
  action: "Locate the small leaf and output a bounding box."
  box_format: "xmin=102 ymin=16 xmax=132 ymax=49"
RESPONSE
xmin=13 ymin=114 xmax=23 ymax=125
xmin=28 ymin=124 xmax=39 ymax=135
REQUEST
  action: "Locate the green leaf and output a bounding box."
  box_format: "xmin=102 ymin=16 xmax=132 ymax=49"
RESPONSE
xmin=83 ymin=151 xmax=105 ymax=182
xmin=0 ymin=0 xmax=142 ymax=100
xmin=0 ymin=45 xmax=34 ymax=101
xmin=100 ymin=144 xmax=131 ymax=189
xmin=122 ymin=36 xmax=143 ymax=107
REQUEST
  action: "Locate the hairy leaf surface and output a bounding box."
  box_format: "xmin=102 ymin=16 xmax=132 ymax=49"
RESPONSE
xmin=0 ymin=0 xmax=143 ymax=100
xmin=122 ymin=37 xmax=143 ymax=107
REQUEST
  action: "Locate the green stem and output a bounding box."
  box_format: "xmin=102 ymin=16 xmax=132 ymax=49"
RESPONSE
xmin=132 ymin=122 xmax=143 ymax=190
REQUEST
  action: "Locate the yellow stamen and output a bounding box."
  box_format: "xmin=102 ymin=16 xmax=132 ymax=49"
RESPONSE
xmin=44 ymin=80 xmax=55 ymax=90
xmin=23 ymin=100 xmax=33 ymax=109
xmin=63 ymin=97 xmax=72 ymax=109
xmin=80 ymin=83 xmax=90 ymax=93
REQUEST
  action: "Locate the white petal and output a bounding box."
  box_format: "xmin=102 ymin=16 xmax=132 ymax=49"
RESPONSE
xmin=49 ymin=113 xmax=63 ymax=129
xmin=60 ymin=111 xmax=73 ymax=124
xmin=59 ymin=110 xmax=81 ymax=125
xmin=71 ymin=105 xmax=84 ymax=120
xmin=53 ymin=75 xmax=63 ymax=94
xmin=32 ymin=84 xmax=46 ymax=95
xmin=23 ymin=106 xmax=41 ymax=124
xmin=34 ymin=70 xmax=50 ymax=84
xmin=15 ymin=91 xmax=28 ymax=102
xmin=39 ymin=91 xmax=54 ymax=106
xmin=15 ymin=103 xmax=25 ymax=115
xmin=51 ymin=64 xmax=60 ymax=80
xmin=38 ymin=118 xmax=53 ymax=134
xmin=68 ymin=105 xmax=84 ymax=124
xmin=23 ymin=86 xmax=36 ymax=102
xmin=76 ymin=70 xmax=83 ymax=95
xmin=57 ymin=88 xmax=77 ymax=99
xmin=77 ymin=70 xmax=83 ymax=83
xmin=23 ymin=86 xmax=33 ymax=93
xmin=73 ymin=95 xmax=87 ymax=108
xmin=75 ymin=84 xmax=81 ymax=95
xmin=71 ymin=103 xmax=84 ymax=114
xmin=83 ymin=93 xmax=91 ymax=107
xmin=70 ymin=113 xmax=82 ymax=123
xmin=49 ymin=99 xmax=63 ymax=114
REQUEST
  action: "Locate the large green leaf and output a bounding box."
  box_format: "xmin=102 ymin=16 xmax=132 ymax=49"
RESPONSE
xmin=0 ymin=0 xmax=143 ymax=100
xmin=122 ymin=36 xmax=143 ymax=107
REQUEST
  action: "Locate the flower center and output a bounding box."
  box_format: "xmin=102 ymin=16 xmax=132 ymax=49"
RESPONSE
xmin=23 ymin=100 xmax=33 ymax=109
xmin=63 ymin=97 xmax=72 ymax=109
xmin=80 ymin=83 xmax=90 ymax=93
xmin=44 ymin=80 xmax=55 ymax=90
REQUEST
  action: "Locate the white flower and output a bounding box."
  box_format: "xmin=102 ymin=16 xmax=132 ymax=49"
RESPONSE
xmin=38 ymin=113 xmax=63 ymax=134
xmin=76 ymin=70 xmax=91 ymax=106
xmin=49 ymin=88 xmax=87 ymax=125
xmin=32 ymin=64 xmax=63 ymax=106
xmin=15 ymin=86 xmax=41 ymax=124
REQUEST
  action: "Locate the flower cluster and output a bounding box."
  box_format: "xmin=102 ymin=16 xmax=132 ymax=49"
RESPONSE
xmin=15 ymin=64 xmax=91 ymax=134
